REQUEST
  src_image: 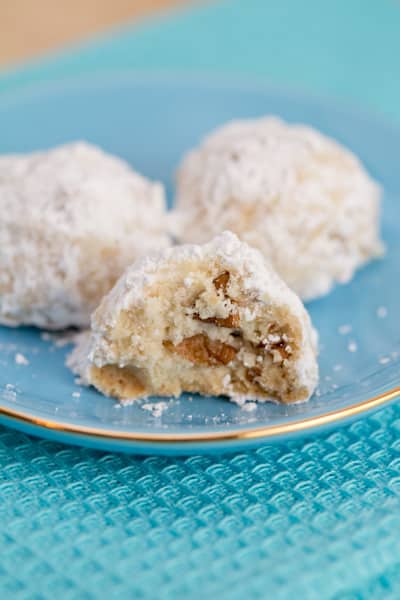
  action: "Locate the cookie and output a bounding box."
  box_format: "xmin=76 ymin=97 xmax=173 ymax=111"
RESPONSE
xmin=68 ymin=232 xmax=318 ymax=404
xmin=0 ymin=141 xmax=169 ymax=329
xmin=173 ymin=117 xmax=383 ymax=300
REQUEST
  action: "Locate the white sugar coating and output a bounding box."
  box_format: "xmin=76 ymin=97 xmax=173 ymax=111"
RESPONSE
xmin=172 ymin=116 xmax=384 ymax=300
xmin=0 ymin=141 xmax=169 ymax=329
xmin=93 ymin=232 xmax=315 ymax=330
xmin=41 ymin=330 xmax=82 ymax=348
xmin=68 ymin=232 xmax=319 ymax=405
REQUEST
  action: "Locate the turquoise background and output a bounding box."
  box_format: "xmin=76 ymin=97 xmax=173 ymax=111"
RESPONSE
xmin=2 ymin=0 xmax=400 ymax=122
xmin=1 ymin=0 xmax=400 ymax=598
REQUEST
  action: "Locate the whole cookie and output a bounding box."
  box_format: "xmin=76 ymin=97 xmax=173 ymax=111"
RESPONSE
xmin=173 ymin=117 xmax=383 ymax=300
xmin=0 ymin=142 xmax=169 ymax=329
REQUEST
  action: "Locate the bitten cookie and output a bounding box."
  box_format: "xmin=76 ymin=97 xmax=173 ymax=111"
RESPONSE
xmin=68 ymin=232 xmax=319 ymax=405
xmin=0 ymin=141 xmax=169 ymax=329
xmin=173 ymin=117 xmax=383 ymax=300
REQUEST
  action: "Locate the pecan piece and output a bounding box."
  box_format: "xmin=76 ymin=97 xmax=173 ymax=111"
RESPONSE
xmin=164 ymin=334 xmax=237 ymax=366
xmin=257 ymin=324 xmax=292 ymax=361
xmin=213 ymin=271 xmax=230 ymax=294
xmin=193 ymin=270 xmax=239 ymax=327
xmin=246 ymin=367 xmax=262 ymax=382
xmin=193 ymin=312 xmax=240 ymax=328
xmin=270 ymin=341 xmax=291 ymax=361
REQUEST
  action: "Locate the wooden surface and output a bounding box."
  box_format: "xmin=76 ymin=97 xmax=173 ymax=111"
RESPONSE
xmin=0 ymin=0 xmax=187 ymax=65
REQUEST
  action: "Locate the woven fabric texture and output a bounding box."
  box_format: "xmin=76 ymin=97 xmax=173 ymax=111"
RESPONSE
xmin=1 ymin=1 xmax=400 ymax=598
xmin=1 ymin=406 xmax=400 ymax=599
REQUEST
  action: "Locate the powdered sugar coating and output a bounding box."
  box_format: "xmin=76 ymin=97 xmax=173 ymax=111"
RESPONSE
xmin=173 ymin=117 xmax=384 ymax=300
xmin=72 ymin=232 xmax=318 ymax=403
xmin=93 ymin=231 xmax=308 ymax=330
xmin=0 ymin=141 xmax=169 ymax=329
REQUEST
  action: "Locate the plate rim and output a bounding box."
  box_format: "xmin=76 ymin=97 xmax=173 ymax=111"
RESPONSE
xmin=1 ymin=68 xmax=399 ymax=135
xmin=0 ymin=70 xmax=399 ymax=447
xmin=0 ymin=387 xmax=398 ymax=444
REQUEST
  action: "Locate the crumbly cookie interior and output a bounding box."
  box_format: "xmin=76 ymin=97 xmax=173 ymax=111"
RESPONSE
xmin=90 ymin=263 xmax=309 ymax=404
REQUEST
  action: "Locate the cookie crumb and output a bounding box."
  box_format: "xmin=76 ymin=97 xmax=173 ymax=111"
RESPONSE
xmin=241 ymin=402 xmax=257 ymax=412
xmin=141 ymin=401 xmax=169 ymax=417
xmin=378 ymin=356 xmax=390 ymax=365
xmin=376 ymin=306 xmax=388 ymax=319
xmin=2 ymin=384 xmax=17 ymax=401
xmin=338 ymin=324 xmax=352 ymax=335
xmin=229 ymin=395 xmax=247 ymax=407
xmin=72 ymin=391 xmax=81 ymax=398
xmin=333 ymin=364 xmax=343 ymax=372
xmin=15 ymin=353 xmax=29 ymax=366
xmin=348 ymin=341 xmax=358 ymax=353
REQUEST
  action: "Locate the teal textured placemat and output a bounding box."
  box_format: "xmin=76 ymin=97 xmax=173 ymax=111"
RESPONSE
xmin=1 ymin=1 xmax=400 ymax=598
xmin=1 ymin=410 xmax=400 ymax=599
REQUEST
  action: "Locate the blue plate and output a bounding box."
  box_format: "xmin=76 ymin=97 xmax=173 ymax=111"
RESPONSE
xmin=0 ymin=73 xmax=399 ymax=455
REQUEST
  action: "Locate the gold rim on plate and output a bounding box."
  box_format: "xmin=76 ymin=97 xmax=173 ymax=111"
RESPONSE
xmin=0 ymin=386 xmax=399 ymax=444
